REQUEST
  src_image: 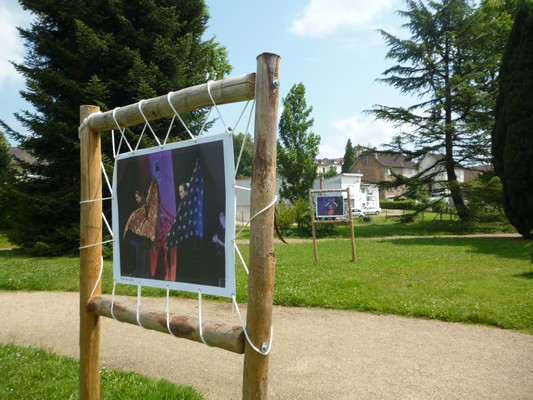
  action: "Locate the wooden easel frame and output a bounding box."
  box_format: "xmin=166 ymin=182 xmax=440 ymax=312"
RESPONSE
xmin=79 ymin=53 xmax=281 ymax=400
xmin=309 ymin=188 xmax=356 ymax=263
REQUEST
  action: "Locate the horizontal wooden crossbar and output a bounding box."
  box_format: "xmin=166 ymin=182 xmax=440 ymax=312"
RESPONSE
xmin=85 ymin=73 xmax=256 ymax=132
xmin=87 ymin=296 xmax=245 ymax=354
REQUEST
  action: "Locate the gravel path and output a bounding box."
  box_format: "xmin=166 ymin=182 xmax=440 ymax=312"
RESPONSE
xmin=1 ymin=291 xmax=532 ymax=399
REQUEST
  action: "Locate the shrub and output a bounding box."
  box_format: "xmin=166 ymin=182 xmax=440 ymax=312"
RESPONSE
xmin=380 ymin=199 xmax=417 ymax=210
xmin=275 ymin=202 xmax=295 ymax=231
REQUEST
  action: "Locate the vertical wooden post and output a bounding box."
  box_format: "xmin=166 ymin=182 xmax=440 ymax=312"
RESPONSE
xmin=309 ymin=190 xmax=318 ymax=263
xmin=242 ymin=53 xmax=281 ymax=399
xmin=347 ymin=187 xmax=356 ymax=261
xmin=79 ymin=105 xmax=102 ymax=400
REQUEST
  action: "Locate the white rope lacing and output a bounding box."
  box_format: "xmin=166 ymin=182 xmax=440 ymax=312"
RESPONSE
xmin=79 ymin=198 xmax=113 ymax=204
xmin=78 ymin=162 xmax=115 ymax=250
xmin=102 ymin=212 xmax=113 ymax=238
xmin=136 ymin=283 xmax=145 ymax=329
xmin=89 ymin=256 xmax=104 ymax=299
xmin=167 ymin=91 xmax=196 ymax=143
xmin=102 ymin=161 xmax=113 ymax=194
xmin=232 ymin=294 xmax=273 ymax=356
xmin=233 ymin=241 xmax=249 ymax=275
xmin=110 ymin=280 xmax=118 ymax=321
xmin=166 ymin=286 xmax=177 ymax=337
xmin=228 ymin=187 xmax=277 ymax=353
xmin=235 ymin=195 xmax=278 ymax=239
xmin=78 ymin=111 xmax=102 ymax=136
xmin=197 ymin=289 xmax=209 ymax=346
xmin=138 ymin=99 xmax=162 ymax=149
xmin=234 ymin=101 xmax=255 ymax=177
xmin=79 ymin=239 xmax=114 ymax=250
xmin=79 ymin=162 xmax=114 ymax=205
xmin=197 ymin=106 xmax=213 ymax=137
xmin=112 ymin=107 xmax=133 ymax=155
xmin=206 ymin=80 xmax=230 ymax=135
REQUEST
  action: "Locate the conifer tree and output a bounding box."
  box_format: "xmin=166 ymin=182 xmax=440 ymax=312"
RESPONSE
xmin=341 ymin=139 xmax=355 ymax=173
xmin=369 ymin=0 xmax=514 ymax=220
xmin=492 ymin=0 xmax=533 ymax=237
xmin=1 ymin=0 xmax=231 ymax=254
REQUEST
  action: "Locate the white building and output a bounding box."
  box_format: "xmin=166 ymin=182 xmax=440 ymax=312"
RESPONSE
xmin=236 ymin=172 xmax=379 ymax=222
xmin=418 ymin=154 xmax=465 ymax=195
xmin=313 ymin=173 xmax=378 ymax=211
xmin=316 ymin=158 xmax=343 ymax=176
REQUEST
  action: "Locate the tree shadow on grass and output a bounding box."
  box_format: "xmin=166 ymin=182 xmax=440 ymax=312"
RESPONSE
xmin=386 ymin=236 xmax=531 ymax=261
xmin=514 ymin=271 xmax=533 ymax=279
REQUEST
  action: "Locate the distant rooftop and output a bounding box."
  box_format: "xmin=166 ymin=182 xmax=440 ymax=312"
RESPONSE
xmin=316 ymin=157 xmax=344 ymax=166
xmin=359 ymin=152 xmax=417 ymax=169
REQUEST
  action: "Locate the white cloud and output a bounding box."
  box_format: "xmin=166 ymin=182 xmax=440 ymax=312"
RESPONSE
xmin=0 ymin=1 xmax=33 ymax=88
xmin=318 ymin=115 xmax=398 ymax=158
xmin=290 ymin=0 xmax=397 ymax=38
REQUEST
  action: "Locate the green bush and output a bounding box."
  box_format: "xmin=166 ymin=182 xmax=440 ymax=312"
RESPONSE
xmin=462 ymin=175 xmax=507 ymax=223
xmin=0 ymin=188 xmax=9 ymax=228
xmin=275 ymin=202 xmax=295 ymax=230
xmin=380 ymin=199 xmax=417 ymax=210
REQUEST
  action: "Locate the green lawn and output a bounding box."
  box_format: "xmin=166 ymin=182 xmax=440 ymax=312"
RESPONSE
xmin=268 ymin=236 xmax=532 ymax=333
xmin=1 ymin=235 xmax=531 ymax=333
xmin=0 ymin=230 xmax=14 ymax=248
xmin=1 ymin=223 xmax=531 ymax=398
xmin=0 ymin=344 xmax=202 ymax=399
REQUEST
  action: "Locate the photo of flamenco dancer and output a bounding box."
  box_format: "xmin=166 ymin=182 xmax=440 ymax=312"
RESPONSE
xmin=113 ymin=134 xmax=235 ymax=297
xmin=316 ymin=195 xmax=344 ymax=218
xmin=116 ymin=150 xmax=176 ymax=281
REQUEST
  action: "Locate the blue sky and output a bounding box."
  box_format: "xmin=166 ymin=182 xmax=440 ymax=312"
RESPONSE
xmin=0 ymin=0 xmax=414 ymax=158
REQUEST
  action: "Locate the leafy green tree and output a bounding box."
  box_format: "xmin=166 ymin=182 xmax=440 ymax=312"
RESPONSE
xmin=341 ymin=139 xmax=355 ymax=173
xmin=323 ymin=167 xmax=338 ymax=179
xmin=492 ymin=0 xmax=533 ymax=237
xmin=233 ymin=132 xmax=253 ymax=178
xmin=369 ymin=0 xmax=514 ymax=221
xmin=277 ymin=83 xmax=320 ymax=204
xmin=0 ymin=0 xmax=231 ymax=254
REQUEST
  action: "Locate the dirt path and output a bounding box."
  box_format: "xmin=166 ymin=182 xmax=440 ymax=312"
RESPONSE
xmin=1 ymin=291 xmax=532 ymax=399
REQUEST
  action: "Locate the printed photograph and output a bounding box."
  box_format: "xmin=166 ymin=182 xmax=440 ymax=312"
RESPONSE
xmin=316 ymin=195 xmax=344 ymax=218
xmin=112 ymin=134 xmax=235 ymax=297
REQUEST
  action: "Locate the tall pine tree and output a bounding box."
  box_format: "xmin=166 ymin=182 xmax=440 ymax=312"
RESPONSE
xmin=341 ymin=139 xmax=355 ymax=173
xmin=369 ymin=0 xmax=514 ymax=220
xmin=1 ymin=0 xmax=231 ymax=254
xmin=492 ymin=0 xmax=533 ymax=237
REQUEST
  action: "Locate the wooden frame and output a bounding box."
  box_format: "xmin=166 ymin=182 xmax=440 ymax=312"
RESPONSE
xmin=79 ymin=53 xmax=280 ymax=400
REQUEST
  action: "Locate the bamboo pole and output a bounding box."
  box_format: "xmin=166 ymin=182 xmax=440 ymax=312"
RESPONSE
xmin=85 ymin=74 xmax=255 ymax=132
xmin=347 ymin=187 xmax=356 ymax=261
xmin=242 ymin=53 xmax=281 ymax=400
xmin=87 ymin=296 xmax=245 ymax=354
xmin=309 ymin=190 xmax=319 ymax=263
xmin=79 ymin=105 xmax=102 ymax=400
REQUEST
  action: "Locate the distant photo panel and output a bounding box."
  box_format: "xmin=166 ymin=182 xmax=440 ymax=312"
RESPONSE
xmin=316 ymin=195 xmax=344 ymax=218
